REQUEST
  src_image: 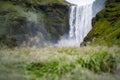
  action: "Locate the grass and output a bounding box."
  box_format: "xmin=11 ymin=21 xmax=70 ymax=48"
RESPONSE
xmin=85 ymin=3 xmax=120 ymax=46
xmin=0 ymin=46 xmax=120 ymax=80
xmin=0 ymin=1 xmax=120 ymax=80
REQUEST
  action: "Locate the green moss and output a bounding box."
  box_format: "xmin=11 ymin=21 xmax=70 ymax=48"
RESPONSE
xmin=85 ymin=19 xmax=110 ymax=41
xmin=1 ymin=0 xmax=70 ymax=6
xmin=85 ymin=2 xmax=120 ymax=46
xmin=0 ymin=0 xmax=69 ymax=46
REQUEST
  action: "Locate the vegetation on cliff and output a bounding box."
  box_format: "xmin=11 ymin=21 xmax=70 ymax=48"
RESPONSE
xmin=2 ymin=0 xmax=69 ymax=5
xmin=0 ymin=0 xmax=69 ymax=47
xmin=85 ymin=1 xmax=120 ymax=46
xmin=0 ymin=0 xmax=120 ymax=80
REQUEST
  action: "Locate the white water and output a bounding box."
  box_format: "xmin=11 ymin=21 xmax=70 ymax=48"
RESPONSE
xmin=57 ymin=0 xmax=105 ymax=47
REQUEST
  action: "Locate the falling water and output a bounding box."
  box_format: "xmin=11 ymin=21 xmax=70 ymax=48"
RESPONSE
xmin=69 ymin=4 xmax=94 ymax=46
xmin=57 ymin=0 xmax=105 ymax=47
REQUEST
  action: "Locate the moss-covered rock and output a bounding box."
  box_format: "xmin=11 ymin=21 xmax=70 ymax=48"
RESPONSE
xmin=0 ymin=1 xmax=69 ymax=47
xmin=2 ymin=0 xmax=70 ymax=6
xmin=84 ymin=2 xmax=120 ymax=46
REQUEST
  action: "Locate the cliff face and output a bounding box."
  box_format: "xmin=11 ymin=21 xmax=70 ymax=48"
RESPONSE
xmin=84 ymin=0 xmax=120 ymax=46
xmin=0 ymin=0 xmax=69 ymax=47
xmin=1 ymin=0 xmax=119 ymax=47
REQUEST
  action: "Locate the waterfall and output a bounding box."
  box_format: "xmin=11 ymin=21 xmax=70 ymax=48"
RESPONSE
xmin=69 ymin=4 xmax=93 ymax=46
xmin=57 ymin=0 xmax=105 ymax=47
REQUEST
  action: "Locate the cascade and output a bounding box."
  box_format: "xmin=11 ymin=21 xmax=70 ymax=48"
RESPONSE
xmin=57 ymin=0 xmax=105 ymax=47
xmin=69 ymin=4 xmax=93 ymax=46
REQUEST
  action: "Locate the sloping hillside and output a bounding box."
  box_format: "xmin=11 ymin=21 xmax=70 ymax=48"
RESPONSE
xmin=0 ymin=0 xmax=69 ymax=47
xmin=84 ymin=1 xmax=120 ymax=46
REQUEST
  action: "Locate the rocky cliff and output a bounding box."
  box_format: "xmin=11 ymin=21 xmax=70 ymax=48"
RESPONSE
xmin=0 ymin=0 xmax=69 ymax=47
xmin=84 ymin=0 xmax=120 ymax=46
xmin=0 ymin=0 xmax=120 ymax=47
